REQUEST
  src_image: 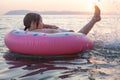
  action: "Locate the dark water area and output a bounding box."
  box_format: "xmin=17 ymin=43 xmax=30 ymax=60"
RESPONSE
xmin=2 ymin=52 xmax=91 ymax=80
xmin=0 ymin=15 xmax=120 ymax=80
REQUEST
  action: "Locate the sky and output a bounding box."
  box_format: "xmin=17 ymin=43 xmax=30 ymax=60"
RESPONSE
xmin=0 ymin=0 xmax=120 ymax=14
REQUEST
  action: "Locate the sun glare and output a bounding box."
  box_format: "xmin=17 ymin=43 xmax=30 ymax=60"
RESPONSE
xmin=84 ymin=0 xmax=101 ymax=12
xmin=0 ymin=0 xmax=104 ymax=14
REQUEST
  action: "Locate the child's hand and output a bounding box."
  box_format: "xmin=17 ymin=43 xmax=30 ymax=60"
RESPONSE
xmin=68 ymin=30 xmax=74 ymax=32
xmin=43 ymin=24 xmax=59 ymax=29
xmin=51 ymin=25 xmax=59 ymax=29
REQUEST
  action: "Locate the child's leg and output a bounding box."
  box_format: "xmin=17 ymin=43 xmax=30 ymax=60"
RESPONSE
xmin=78 ymin=5 xmax=101 ymax=35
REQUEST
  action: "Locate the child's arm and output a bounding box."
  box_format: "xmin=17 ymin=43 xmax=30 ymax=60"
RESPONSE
xmin=43 ymin=24 xmax=59 ymax=29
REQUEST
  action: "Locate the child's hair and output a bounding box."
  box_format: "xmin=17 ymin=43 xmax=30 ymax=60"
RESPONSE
xmin=23 ymin=13 xmax=41 ymax=31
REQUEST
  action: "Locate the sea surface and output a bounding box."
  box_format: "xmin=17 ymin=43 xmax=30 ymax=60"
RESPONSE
xmin=0 ymin=14 xmax=120 ymax=80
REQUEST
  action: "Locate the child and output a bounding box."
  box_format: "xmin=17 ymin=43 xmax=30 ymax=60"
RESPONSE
xmin=23 ymin=5 xmax=101 ymax=35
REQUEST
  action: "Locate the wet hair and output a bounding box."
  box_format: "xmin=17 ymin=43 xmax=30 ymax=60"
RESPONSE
xmin=23 ymin=13 xmax=41 ymax=31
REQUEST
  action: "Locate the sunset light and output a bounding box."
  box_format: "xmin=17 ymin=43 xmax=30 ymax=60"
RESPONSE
xmin=0 ymin=0 xmax=120 ymax=14
xmin=80 ymin=0 xmax=101 ymax=12
xmin=0 ymin=0 xmax=120 ymax=80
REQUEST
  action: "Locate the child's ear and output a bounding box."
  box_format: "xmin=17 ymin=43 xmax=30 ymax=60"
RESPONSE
xmin=31 ymin=21 xmax=36 ymax=27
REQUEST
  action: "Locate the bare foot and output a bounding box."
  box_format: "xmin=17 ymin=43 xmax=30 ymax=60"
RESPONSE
xmin=93 ymin=5 xmax=101 ymax=22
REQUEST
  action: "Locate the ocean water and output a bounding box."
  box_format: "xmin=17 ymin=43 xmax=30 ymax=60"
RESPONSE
xmin=0 ymin=14 xmax=120 ymax=80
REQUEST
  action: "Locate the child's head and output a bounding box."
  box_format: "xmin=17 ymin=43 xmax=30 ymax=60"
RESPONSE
xmin=23 ymin=13 xmax=42 ymax=31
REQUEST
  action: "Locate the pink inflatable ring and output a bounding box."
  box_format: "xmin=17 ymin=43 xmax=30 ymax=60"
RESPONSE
xmin=4 ymin=30 xmax=94 ymax=56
